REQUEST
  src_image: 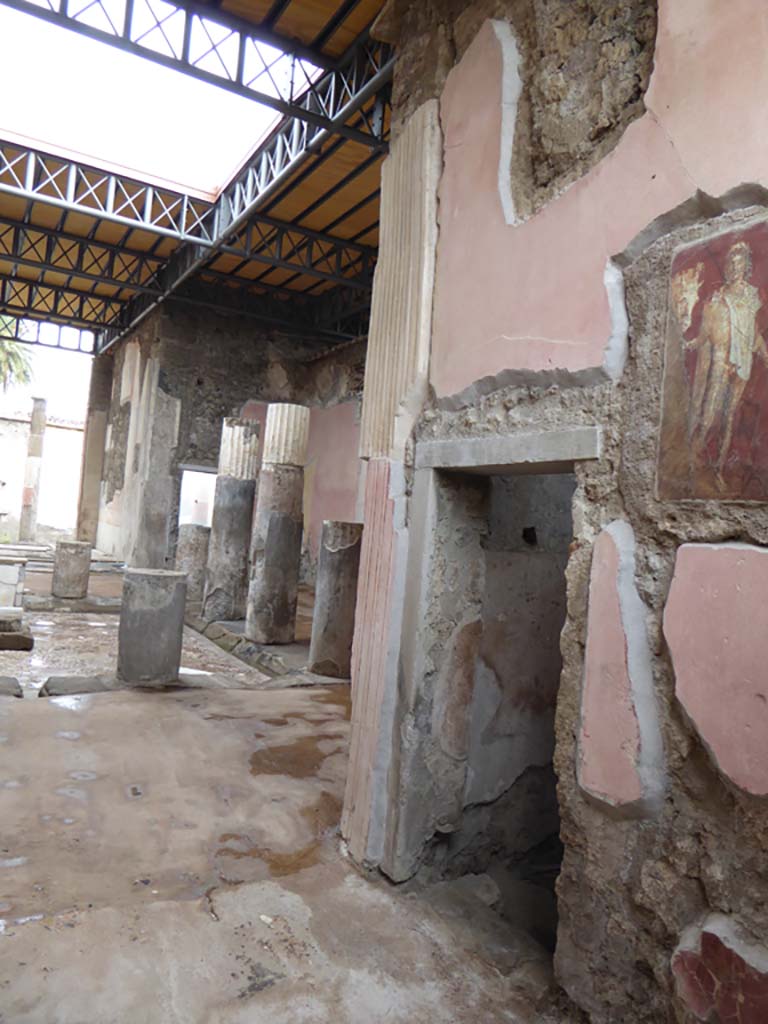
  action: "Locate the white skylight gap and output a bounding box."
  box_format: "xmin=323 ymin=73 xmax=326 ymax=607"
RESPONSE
xmin=0 ymin=4 xmax=323 ymax=196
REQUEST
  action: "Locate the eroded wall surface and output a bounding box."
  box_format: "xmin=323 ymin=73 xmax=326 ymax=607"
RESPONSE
xmin=347 ymin=0 xmax=768 ymax=1020
xmin=95 ymin=305 xmax=364 ymax=568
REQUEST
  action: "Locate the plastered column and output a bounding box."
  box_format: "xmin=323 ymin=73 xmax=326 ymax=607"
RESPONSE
xmin=52 ymin=540 xmax=92 ymax=599
xmin=118 ymin=569 xmax=186 ymax=685
xmin=18 ymin=397 xmax=46 ymax=542
xmin=308 ymin=521 xmax=363 ymax=677
xmin=76 ymin=355 xmax=113 ymax=545
xmin=175 ymin=523 xmax=210 ymax=606
xmin=342 ymin=101 xmax=441 ymax=867
xmin=202 ymin=418 xmax=260 ymax=622
xmin=246 ymin=403 xmax=309 ymax=644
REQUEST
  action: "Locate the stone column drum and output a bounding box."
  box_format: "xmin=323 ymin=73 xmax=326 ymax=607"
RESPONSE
xmin=52 ymin=540 xmax=92 ymax=599
xmin=18 ymin=397 xmax=46 ymax=542
xmin=118 ymin=569 xmax=186 ymax=685
xmin=308 ymin=521 xmax=363 ymax=678
xmin=175 ymin=523 xmax=210 ymax=606
xmin=202 ymin=418 xmax=260 ymax=622
xmin=246 ymin=403 xmax=310 ymax=644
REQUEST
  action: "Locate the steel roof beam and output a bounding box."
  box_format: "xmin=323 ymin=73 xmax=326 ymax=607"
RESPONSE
xmin=94 ymin=41 xmax=389 ymax=351
xmin=0 ymin=209 xmax=373 ymax=292
xmin=0 ymin=0 xmax=388 ymax=149
xmin=0 ymin=216 xmax=165 ymax=295
xmin=0 ymin=275 xmax=122 ymax=328
xmin=0 ymin=313 xmax=95 ymax=351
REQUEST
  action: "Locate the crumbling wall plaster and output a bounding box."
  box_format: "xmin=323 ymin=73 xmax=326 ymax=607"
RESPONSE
xmin=424 ymin=1 xmax=768 ymax=403
xmin=346 ymin=1 xmax=768 ymax=1019
xmin=376 ymin=0 xmax=657 ymax=210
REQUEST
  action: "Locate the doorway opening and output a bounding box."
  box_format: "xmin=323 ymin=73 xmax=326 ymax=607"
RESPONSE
xmin=178 ymin=467 xmax=216 ymax=528
xmin=433 ymin=469 xmax=575 ymax=953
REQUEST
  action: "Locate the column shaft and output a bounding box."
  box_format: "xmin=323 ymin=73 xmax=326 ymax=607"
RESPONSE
xmin=18 ymin=398 xmax=46 ymax=542
xmin=308 ymin=521 xmax=363 ymax=677
xmin=202 ymin=418 xmax=259 ymax=622
xmin=77 ymin=355 xmax=113 ymax=544
xmin=118 ymin=569 xmax=186 ymax=684
xmin=246 ymin=463 xmax=304 ymax=643
xmin=176 ymin=523 xmax=211 ymax=606
xmin=245 ymin=402 xmax=310 ymax=644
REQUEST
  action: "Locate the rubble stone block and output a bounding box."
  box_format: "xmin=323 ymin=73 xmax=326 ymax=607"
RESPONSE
xmin=577 ymin=520 xmax=664 ymax=815
xmin=0 ymin=676 xmax=22 ymax=698
xmin=52 ymin=540 xmax=92 ymax=599
xmin=664 ymin=543 xmax=768 ymax=796
xmin=0 ymin=630 xmax=33 ymax=651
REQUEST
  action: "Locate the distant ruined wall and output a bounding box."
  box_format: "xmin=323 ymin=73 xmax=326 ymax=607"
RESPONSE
xmin=347 ymin=1 xmax=768 ymax=1021
xmin=96 ymin=304 xmax=364 ymax=568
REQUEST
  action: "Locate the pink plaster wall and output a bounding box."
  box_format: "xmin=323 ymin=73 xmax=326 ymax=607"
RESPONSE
xmin=432 ymin=1 xmax=768 ymax=399
xmin=304 ymin=402 xmax=361 ymax=560
xmin=664 ymin=543 xmax=768 ymax=797
xmin=578 ymin=526 xmax=643 ymax=809
xmin=238 ymin=399 xmax=361 ymax=561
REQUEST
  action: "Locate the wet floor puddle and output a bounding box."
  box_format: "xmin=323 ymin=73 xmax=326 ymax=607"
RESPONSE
xmin=214 ymin=791 xmax=341 ymax=880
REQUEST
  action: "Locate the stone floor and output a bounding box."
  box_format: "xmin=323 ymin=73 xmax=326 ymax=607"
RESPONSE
xmin=0 ymin=612 xmax=271 ymax=692
xmin=0 ymin=682 xmax=557 ymax=1023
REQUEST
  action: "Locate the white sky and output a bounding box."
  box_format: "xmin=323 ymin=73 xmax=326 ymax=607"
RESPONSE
xmin=0 ymin=5 xmax=318 ymax=419
xmin=0 ymin=344 xmax=92 ymax=423
xmin=0 ymin=6 xmax=287 ymax=195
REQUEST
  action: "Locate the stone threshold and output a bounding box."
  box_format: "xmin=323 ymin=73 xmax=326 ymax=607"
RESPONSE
xmin=24 ymin=594 xmax=122 ymax=613
xmin=185 ymin=610 xmax=349 ymax=686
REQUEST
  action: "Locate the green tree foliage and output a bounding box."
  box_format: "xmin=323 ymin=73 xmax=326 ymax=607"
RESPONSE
xmin=0 ymin=317 xmax=33 ymax=391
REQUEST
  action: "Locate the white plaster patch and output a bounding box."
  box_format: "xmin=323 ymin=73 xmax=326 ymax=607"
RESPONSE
xmin=602 ymin=259 xmax=630 ymax=382
xmin=606 ymin=520 xmax=665 ymax=811
xmin=578 ymin=520 xmax=665 ymax=816
xmin=676 ymin=912 xmax=768 ymax=974
xmin=491 ymin=20 xmax=524 ymax=226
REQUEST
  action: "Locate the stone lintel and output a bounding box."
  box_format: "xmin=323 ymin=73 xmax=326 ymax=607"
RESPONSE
xmin=414 ymin=426 xmax=602 ymax=473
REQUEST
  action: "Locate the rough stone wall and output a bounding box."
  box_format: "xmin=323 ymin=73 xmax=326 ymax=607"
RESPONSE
xmin=96 ymin=304 xmax=365 ymax=566
xmin=375 ymin=0 xmax=657 ymax=213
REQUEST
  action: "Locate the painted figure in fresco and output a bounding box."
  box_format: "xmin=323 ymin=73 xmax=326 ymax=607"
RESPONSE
xmin=680 ymin=241 xmax=768 ymax=487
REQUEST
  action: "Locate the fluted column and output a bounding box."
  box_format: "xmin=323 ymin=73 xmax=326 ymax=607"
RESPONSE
xmin=202 ymin=418 xmax=260 ymax=622
xmin=246 ymin=403 xmax=309 ymax=644
xmin=18 ymin=397 xmax=46 ymax=542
